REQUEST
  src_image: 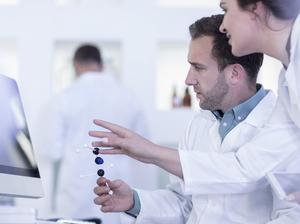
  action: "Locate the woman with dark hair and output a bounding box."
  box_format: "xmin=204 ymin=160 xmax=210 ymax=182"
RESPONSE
xmin=219 ymin=0 xmax=300 ymax=211
xmin=220 ymin=0 xmax=300 ymax=126
xmin=219 ymin=0 xmax=299 ymax=60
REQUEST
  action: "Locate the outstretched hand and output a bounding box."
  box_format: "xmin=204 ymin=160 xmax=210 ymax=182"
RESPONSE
xmin=89 ymin=119 xmax=183 ymax=179
xmin=89 ymin=119 xmax=158 ymax=164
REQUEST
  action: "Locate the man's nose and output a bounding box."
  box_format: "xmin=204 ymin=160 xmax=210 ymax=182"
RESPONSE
xmin=185 ymin=71 xmax=197 ymax=86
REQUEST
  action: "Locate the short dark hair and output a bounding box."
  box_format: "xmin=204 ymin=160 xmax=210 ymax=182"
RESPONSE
xmin=73 ymin=44 xmax=103 ymax=65
xmin=189 ymin=14 xmax=264 ymax=82
xmin=237 ymin=0 xmax=300 ymax=20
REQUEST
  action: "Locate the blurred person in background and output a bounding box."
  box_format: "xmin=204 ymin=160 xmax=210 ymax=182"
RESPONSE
xmin=41 ymin=44 xmax=157 ymax=224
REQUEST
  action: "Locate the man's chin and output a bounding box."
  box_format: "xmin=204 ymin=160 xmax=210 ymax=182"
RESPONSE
xmin=199 ymin=102 xmax=216 ymax=111
xmin=199 ymin=103 xmax=208 ymax=111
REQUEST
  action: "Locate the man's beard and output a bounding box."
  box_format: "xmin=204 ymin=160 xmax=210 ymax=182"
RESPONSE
xmin=199 ymin=74 xmax=229 ymax=111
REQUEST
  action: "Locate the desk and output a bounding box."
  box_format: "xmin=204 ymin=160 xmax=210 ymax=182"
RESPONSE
xmin=0 ymin=206 xmax=100 ymax=224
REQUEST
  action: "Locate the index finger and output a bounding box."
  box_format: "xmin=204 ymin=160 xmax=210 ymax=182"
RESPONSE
xmin=93 ymin=119 xmax=130 ymax=137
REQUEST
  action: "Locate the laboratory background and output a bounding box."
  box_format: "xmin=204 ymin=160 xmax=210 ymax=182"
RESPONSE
xmin=0 ymin=0 xmax=282 ymax=219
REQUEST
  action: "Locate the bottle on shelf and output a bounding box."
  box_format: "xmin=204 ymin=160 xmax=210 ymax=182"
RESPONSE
xmin=182 ymin=87 xmax=191 ymax=108
xmin=171 ymin=85 xmax=181 ymax=108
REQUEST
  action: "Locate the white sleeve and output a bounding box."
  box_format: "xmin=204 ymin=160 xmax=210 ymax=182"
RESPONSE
xmin=134 ymin=180 xmax=192 ymax=224
xmin=179 ymin=96 xmax=300 ymax=194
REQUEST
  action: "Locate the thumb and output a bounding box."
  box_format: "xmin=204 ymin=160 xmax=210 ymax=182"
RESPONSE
xmin=107 ymin=179 xmax=123 ymax=190
xmin=106 ymin=179 xmax=117 ymax=189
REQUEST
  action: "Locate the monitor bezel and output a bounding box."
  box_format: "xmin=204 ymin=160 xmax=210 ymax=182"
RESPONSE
xmin=0 ymin=74 xmax=44 ymax=199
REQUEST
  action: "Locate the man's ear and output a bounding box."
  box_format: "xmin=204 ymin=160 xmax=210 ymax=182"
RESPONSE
xmin=73 ymin=61 xmax=82 ymax=76
xmin=227 ymin=64 xmax=245 ymax=85
xmin=74 ymin=61 xmax=80 ymax=70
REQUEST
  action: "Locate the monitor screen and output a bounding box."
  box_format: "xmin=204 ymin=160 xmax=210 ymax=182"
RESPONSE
xmin=0 ymin=74 xmax=43 ymax=198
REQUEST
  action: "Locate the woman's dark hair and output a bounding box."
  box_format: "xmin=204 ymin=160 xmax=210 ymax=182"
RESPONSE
xmin=189 ymin=15 xmax=263 ymax=82
xmin=237 ymin=0 xmax=300 ymax=20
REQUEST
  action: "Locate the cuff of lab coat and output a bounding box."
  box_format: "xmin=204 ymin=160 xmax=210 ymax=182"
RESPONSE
xmin=134 ymin=189 xmax=187 ymax=224
xmin=125 ymin=190 xmax=141 ymax=217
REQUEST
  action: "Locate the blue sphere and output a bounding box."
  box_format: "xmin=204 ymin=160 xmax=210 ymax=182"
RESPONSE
xmin=95 ymin=157 xmax=104 ymax=165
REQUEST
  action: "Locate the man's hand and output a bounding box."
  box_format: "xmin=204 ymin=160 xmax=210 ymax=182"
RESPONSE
xmin=89 ymin=119 xmax=183 ymax=179
xmin=94 ymin=177 xmax=134 ymax=213
xmin=89 ymin=119 xmax=159 ymax=164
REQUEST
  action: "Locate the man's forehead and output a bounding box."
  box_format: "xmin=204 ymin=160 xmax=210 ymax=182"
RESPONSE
xmin=190 ymin=36 xmax=213 ymax=48
xmin=189 ymin=36 xmax=214 ymax=57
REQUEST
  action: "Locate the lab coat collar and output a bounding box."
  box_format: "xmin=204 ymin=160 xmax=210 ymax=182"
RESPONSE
xmin=280 ymin=68 xmax=288 ymax=87
xmin=284 ymin=13 xmax=300 ymax=105
xmin=200 ymin=109 xmax=218 ymax=121
xmin=78 ymin=71 xmax=116 ymax=82
xmin=242 ymin=90 xmax=276 ymax=127
xmin=290 ymin=14 xmax=300 ymax=60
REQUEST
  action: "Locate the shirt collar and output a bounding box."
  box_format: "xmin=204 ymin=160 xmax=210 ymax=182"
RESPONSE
xmin=232 ymin=84 xmax=266 ymax=121
xmin=212 ymin=84 xmax=266 ymax=121
xmin=79 ymin=71 xmax=103 ymax=78
xmin=211 ymin=110 xmax=223 ymax=120
xmin=78 ymin=70 xmax=115 ymax=82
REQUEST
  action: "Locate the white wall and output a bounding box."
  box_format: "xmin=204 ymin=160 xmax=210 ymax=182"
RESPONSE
xmin=0 ymin=0 xmax=282 ymax=217
xmin=0 ymin=0 xmax=223 ymax=156
xmin=0 ymin=0 xmax=221 ymax=216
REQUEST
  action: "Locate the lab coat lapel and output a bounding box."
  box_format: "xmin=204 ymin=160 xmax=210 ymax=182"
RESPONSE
xmin=285 ymin=14 xmax=300 ymax=123
xmin=208 ymin=121 xmax=222 ymax=152
xmin=221 ymin=92 xmax=276 ymax=153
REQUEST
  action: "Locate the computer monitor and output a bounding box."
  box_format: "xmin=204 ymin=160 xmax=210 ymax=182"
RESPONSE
xmin=0 ymin=74 xmax=43 ymax=198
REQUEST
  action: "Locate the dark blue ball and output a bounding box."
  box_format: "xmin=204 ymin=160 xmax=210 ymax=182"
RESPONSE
xmin=97 ymin=169 xmax=105 ymax=177
xmin=93 ymin=148 xmax=100 ymax=155
xmin=95 ymin=157 xmax=104 ymax=165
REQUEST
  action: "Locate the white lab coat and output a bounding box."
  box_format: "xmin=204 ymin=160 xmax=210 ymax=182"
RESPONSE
xmin=123 ymin=15 xmax=300 ymax=224
xmin=174 ymin=15 xmax=300 ymax=223
xmin=132 ymin=91 xmax=276 ymax=224
xmin=171 ymin=16 xmax=300 ymax=223
xmin=42 ymin=71 xmax=157 ymax=223
xmin=265 ymin=13 xmax=300 ymax=223
xmin=282 ymin=13 xmax=300 ymax=128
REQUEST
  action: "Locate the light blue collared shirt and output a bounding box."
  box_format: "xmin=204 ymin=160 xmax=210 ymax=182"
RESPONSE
xmin=212 ymin=84 xmax=266 ymax=141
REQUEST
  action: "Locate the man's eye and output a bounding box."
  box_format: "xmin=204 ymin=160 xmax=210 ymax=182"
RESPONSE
xmin=194 ymin=66 xmax=203 ymax=71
